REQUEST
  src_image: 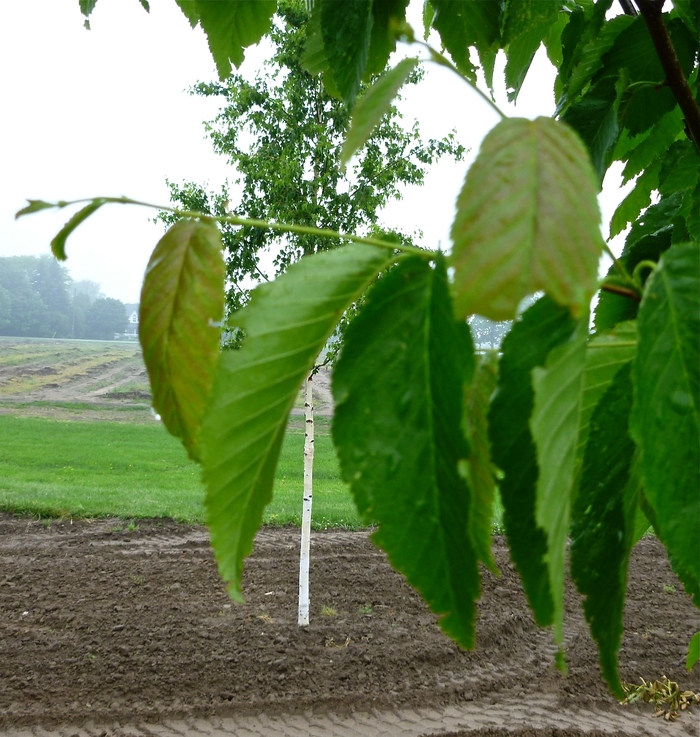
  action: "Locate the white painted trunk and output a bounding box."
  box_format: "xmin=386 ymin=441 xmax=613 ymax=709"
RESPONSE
xmin=298 ymin=372 xmax=314 ymax=626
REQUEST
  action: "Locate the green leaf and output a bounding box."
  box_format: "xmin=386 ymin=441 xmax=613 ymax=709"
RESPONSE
xmin=687 ymin=631 xmax=700 ymax=671
xmin=341 ymin=58 xmax=420 ymax=168
xmin=579 ymin=321 xmax=637 ymax=459
xmin=463 ymin=351 xmax=499 ymax=576
xmin=450 ymin=117 xmax=603 ymax=321
xmin=138 ymin=0 xmax=150 ymax=11
xmin=332 ymin=256 xmax=480 ymax=648
xmin=630 ymin=242 xmax=700 ymax=606
xmin=50 ymin=199 xmax=107 ymax=261
xmin=15 ymin=200 xmax=59 ymax=219
xmin=502 ymin=0 xmax=561 ymax=101
xmin=431 ymin=0 xmax=501 ymax=83
xmin=570 ymin=363 xmax=638 ymax=698
xmin=488 ymin=296 xmax=577 ymax=627
xmin=621 ymin=109 xmax=684 ymax=184
xmin=561 ymin=14 xmax=632 ymax=111
xmin=561 ymin=74 xmax=623 ymax=182
xmin=202 ymin=244 xmax=392 ymax=601
xmin=364 ymin=0 xmax=410 ymax=79
xmin=423 ymin=0 xmax=435 ymax=41
xmin=631 ymin=496 xmax=651 ymax=545
xmin=195 ymin=1 xmax=277 ymax=79
xmin=320 ymin=0 xmax=374 ymax=108
xmin=139 ymin=219 xmax=225 ymax=463
xmin=659 ymin=140 xmax=700 ymax=199
xmin=609 ymin=158 xmax=661 ymax=239
xmin=173 ymin=0 xmax=198 ymax=28
xmin=531 ymin=317 xmax=588 ymax=661
xmin=673 ymin=0 xmax=699 ymax=36
xmin=79 ymin=0 xmax=98 ymax=16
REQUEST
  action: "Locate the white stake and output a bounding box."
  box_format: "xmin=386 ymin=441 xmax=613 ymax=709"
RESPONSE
xmin=298 ymin=371 xmax=314 ymax=626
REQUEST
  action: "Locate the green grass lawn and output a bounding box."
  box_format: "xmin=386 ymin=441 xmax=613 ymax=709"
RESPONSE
xmin=0 ymin=414 xmax=363 ymax=528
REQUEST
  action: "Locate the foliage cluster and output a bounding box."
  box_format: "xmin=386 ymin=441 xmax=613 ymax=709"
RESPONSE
xmin=160 ymin=0 xmax=464 ymax=315
xmin=19 ymin=0 xmax=699 ymax=698
xmin=0 ymin=256 xmax=126 ymax=340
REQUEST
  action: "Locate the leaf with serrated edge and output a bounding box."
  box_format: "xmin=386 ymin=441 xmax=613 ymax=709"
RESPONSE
xmin=51 ymin=200 xmax=107 ymax=261
xmin=630 ymin=242 xmax=700 ymax=605
xmin=463 ymin=351 xmax=499 ymax=575
xmin=450 ymin=117 xmax=603 ymax=321
xmin=321 ymin=0 xmax=373 ymax=107
xmin=488 ymin=296 xmax=577 ymax=627
xmin=139 ymin=219 xmax=225 ymax=462
xmin=341 ymin=58 xmax=420 ymax=168
xmin=333 ymin=256 xmax=480 ymax=648
xmin=15 ymin=200 xmax=58 ymax=219
xmin=531 ymin=317 xmax=588 ymax=664
xmin=196 ymin=0 xmax=276 ymax=79
xmin=578 ymin=321 xmax=637 ymax=458
xmin=202 ymin=244 xmax=392 ymax=601
xmin=571 ymin=363 xmax=638 ymax=698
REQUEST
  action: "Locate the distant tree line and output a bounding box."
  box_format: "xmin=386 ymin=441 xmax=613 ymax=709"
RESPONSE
xmin=0 ymin=256 xmax=127 ymax=340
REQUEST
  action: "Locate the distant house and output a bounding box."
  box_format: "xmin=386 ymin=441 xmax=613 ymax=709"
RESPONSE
xmin=122 ymin=303 xmax=139 ymax=340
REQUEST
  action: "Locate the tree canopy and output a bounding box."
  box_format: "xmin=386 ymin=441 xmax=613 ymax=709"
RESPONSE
xmin=19 ymin=0 xmax=700 ymax=696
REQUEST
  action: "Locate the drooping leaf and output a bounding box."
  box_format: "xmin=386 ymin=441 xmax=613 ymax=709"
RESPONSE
xmin=423 ymin=0 xmax=435 ymax=41
xmin=301 ymin=4 xmax=341 ymax=98
xmin=194 ymin=1 xmax=277 ymax=79
xmin=621 ymin=109 xmax=684 ymax=184
xmin=561 ymin=13 xmax=632 ymax=111
xmin=488 ymin=296 xmax=577 ymax=627
xmin=431 ymin=0 xmax=501 ymax=83
xmin=501 ymin=0 xmax=561 ymax=101
xmin=631 ymin=497 xmax=651 ymax=545
xmin=364 ymin=0 xmax=410 ymax=79
xmin=202 ymin=244 xmax=392 ymax=601
xmin=450 ymin=117 xmax=603 ymax=321
xmin=630 ymin=242 xmax=700 ymax=605
xmin=341 ymin=58 xmax=420 ymax=168
xmin=15 ymin=200 xmax=59 ymax=219
xmin=687 ymin=631 xmax=700 ymax=672
xmin=561 ymin=73 xmax=624 ymax=182
xmin=333 ymin=256 xmax=480 ymax=648
xmin=570 ymin=363 xmax=638 ymax=698
xmin=173 ymin=0 xmax=199 ymax=28
xmin=578 ymin=321 xmax=637 ymax=456
xmin=50 ymin=199 xmax=107 ymax=261
xmin=79 ymin=0 xmax=98 ymax=16
xmin=531 ymin=317 xmax=588 ymax=662
xmin=603 ymin=17 xmax=697 ymax=138
xmin=609 ymin=158 xmax=661 ymax=239
xmin=320 ymin=0 xmax=374 ymax=107
xmin=139 ymin=219 xmax=225 ymax=462
xmin=138 ymin=0 xmax=150 ymax=11
xmin=463 ymin=351 xmax=499 ymax=576
xmin=658 ymin=140 xmax=700 ymax=200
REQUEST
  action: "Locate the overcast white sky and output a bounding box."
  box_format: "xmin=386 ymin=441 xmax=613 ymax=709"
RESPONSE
xmin=0 ymin=0 xmax=629 ymax=303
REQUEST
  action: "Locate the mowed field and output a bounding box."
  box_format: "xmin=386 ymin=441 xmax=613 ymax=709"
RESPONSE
xmin=0 ymin=336 xmax=358 ymax=527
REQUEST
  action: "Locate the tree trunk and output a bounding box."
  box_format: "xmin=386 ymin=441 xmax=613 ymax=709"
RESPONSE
xmin=298 ymin=371 xmax=314 ymax=626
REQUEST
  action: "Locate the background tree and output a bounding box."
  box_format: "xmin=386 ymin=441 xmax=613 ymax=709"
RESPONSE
xmin=84 ymin=297 xmax=126 ymax=340
xmin=162 ymin=0 xmax=464 ymax=315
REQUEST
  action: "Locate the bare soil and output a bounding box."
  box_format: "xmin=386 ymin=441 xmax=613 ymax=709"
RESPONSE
xmin=1 ymin=515 xmax=698 ymax=735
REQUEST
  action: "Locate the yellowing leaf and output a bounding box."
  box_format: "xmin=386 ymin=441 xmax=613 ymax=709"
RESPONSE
xmin=139 ymin=219 xmax=225 ymax=462
xmin=450 ymin=117 xmax=603 ymax=321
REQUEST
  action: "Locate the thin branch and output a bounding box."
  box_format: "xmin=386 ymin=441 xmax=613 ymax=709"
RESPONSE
xmin=600 ymin=282 xmax=642 ymax=302
xmin=38 ymin=196 xmax=435 ymax=259
xmin=603 ymin=241 xmax=636 ymax=285
xmin=634 ymin=0 xmax=700 ymax=156
xmin=618 ymin=0 xmax=638 ymax=16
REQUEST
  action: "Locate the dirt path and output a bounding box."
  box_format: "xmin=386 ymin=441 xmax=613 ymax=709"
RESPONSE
xmin=1 ymin=516 xmax=698 ymax=736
